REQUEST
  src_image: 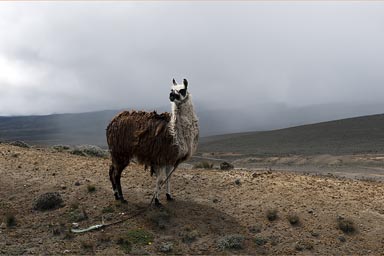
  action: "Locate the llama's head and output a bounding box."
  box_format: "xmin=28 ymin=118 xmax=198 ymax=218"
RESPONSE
xmin=169 ymin=78 xmax=189 ymax=104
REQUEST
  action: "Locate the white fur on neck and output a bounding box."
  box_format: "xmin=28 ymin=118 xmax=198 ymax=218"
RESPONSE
xmin=168 ymin=93 xmax=199 ymax=159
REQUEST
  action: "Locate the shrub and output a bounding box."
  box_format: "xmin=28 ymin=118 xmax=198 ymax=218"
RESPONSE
xmin=52 ymin=145 xmax=71 ymax=152
xmin=287 ymin=213 xmax=300 ymax=226
xmin=5 ymin=213 xmax=16 ymax=227
xmin=217 ymin=234 xmax=245 ymax=250
xmin=266 ymin=208 xmax=278 ymax=221
xmin=125 ymin=229 xmax=154 ymax=245
xmin=220 ymin=162 xmax=234 ymax=170
xmin=180 ymin=227 xmax=199 ymax=243
xmin=33 ymin=192 xmax=63 ymax=211
xmin=9 ymin=141 xmax=30 ymax=148
xmin=295 ymin=240 xmax=313 ymax=251
xmin=87 ymin=185 xmax=96 ymax=193
xmin=254 ymin=237 xmax=267 ymax=246
xmin=193 ymin=161 xmax=214 ymax=169
xmin=70 ymin=145 xmax=109 ymax=158
xmin=337 ymin=217 xmax=356 ymax=234
xmin=117 ymin=237 xmax=132 ymax=253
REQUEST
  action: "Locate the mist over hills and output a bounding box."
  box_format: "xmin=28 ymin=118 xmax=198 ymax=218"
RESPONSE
xmin=0 ymin=102 xmax=383 ymax=152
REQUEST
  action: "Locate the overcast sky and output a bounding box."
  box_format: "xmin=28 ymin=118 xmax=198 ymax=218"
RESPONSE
xmin=0 ymin=2 xmax=384 ymax=116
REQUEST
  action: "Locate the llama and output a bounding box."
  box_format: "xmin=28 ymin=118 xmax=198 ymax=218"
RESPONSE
xmin=106 ymin=78 xmax=199 ymax=205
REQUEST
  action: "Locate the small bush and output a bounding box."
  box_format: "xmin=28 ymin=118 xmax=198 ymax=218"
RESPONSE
xmin=193 ymin=161 xmax=214 ymax=169
xmin=70 ymin=145 xmax=109 ymax=158
xmin=159 ymin=242 xmax=173 ymax=253
xmin=266 ymin=209 xmax=278 ymax=221
xmin=80 ymin=239 xmax=95 ymax=252
xmin=180 ymin=227 xmax=199 ymax=243
xmin=217 ymin=234 xmax=245 ymax=250
xmin=9 ymin=141 xmax=30 ymax=148
xmin=295 ymin=240 xmax=313 ymax=251
xmin=33 ymin=192 xmax=63 ymax=211
xmin=125 ymin=229 xmax=154 ymax=245
xmin=70 ymin=200 xmax=79 ymax=210
xmin=220 ymin=161 xmax=234 ymax=170
xmin=117 ymin=237 xmax=132 ymax=253
xmin=101 ymin=205 xmax=115 ymax=214
xmin=337 ymin=217 xmax=356 ymax=234
xmin=287 ymin=213 xmax=300 ymax=226
xmin=87 ymin=185 xmax=96 ymax=193
xmin=254 ymin=237 xmax=267 ymax=246
xmin=68 ymin=208 xmax=88 ymax=222
xmin=52 ymin=145 xmax=71 ymax=152
xmin=148 ymin=209 xmax=171 ymax=229
xmin=5 ymin=213 xmax=16 ymax=227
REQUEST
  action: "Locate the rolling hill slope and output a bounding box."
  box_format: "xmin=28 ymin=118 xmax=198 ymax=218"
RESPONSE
xmin=199 ymin=114 xmax=384 ymax=156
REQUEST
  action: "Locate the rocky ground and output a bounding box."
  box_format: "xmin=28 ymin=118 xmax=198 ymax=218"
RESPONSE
xmin=1 ymin=143 xmax=384 ymax=255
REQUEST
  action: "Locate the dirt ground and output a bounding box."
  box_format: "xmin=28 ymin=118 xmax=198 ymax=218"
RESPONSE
xmin=1 ymin=143 xmax=384 ymax=255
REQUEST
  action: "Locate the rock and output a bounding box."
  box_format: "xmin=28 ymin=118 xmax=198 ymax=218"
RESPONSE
xmin=220 ymin=162 xmax=234 ymax=170
xmin=74 ymin=181 xmax=81 ymax=186
xmin=33 ymin=192 xmax=63 ymax=211
xmin=159 ymin=242 xmax=173 ymax=252
xmin=0 ymin=222 xmax=6 ymax=229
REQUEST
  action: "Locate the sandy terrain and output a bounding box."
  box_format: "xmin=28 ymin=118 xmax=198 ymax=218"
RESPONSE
xmin=1 ymin=143 xmax=384 ymax=255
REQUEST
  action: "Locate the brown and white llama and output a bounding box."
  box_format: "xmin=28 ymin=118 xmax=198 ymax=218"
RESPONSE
xmin=106 ymin=79 xmax=199 ymax=205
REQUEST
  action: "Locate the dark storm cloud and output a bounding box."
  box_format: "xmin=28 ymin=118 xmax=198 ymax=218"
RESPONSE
xmin=0 ymin=2 xmax=384 ymax=116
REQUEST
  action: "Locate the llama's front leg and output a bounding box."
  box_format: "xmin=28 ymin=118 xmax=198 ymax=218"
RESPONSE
xmin=154 ymin=167 xmax=163 ymax=207
xmin=165 ymin=166 xmax=174 ymax=201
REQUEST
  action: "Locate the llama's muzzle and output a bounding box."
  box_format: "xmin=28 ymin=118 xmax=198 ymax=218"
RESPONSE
xmin=169 ymin=92 xmax=179 ymax=102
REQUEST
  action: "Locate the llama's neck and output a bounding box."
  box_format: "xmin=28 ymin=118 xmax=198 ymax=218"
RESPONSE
xmin=169 ymin=95 xmax=199 ymax=159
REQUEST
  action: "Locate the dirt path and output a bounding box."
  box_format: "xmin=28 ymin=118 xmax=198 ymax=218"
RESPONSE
xmin=1 ymin=144 xmax=384 ymax=255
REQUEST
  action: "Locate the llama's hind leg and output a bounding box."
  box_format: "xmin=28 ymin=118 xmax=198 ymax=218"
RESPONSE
xmin=110 ymin=161 xmax=128 ymax=203
xmin=154 ymin=167 xmax=164 ymax=207
xmin=165 ymin=166 xmax=174 ymax=201
xmin=109 ymin=165 xmax=119 ymax=200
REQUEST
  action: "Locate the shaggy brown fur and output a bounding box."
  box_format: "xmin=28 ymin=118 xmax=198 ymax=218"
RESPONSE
xmin=106 ymin=110 xmax=188 ymax=201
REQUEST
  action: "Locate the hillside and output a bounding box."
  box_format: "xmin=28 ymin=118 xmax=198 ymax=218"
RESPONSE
xmin=199 ymin=113 xmax=384 ymax=156
xmin=1 ymin=143 xmax=384 ymax=255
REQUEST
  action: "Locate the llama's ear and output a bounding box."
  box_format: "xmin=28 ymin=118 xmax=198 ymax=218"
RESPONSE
xmin=172 ymin=79 xmax=177 ymax=86
xmin=183 ymin=79 xmax=188 ymax=88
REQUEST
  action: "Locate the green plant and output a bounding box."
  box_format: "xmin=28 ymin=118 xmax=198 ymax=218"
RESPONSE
xmin=117 ymin=237 xmax=132 ymax=253
xmin=125 ymin=229 xmax=154 ymax=245
xmin=101 ymin=205 xmax=114 ymax=213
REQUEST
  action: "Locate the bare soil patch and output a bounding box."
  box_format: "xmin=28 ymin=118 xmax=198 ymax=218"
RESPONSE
xmin=1 ymin=144 xmax=384 ymax=255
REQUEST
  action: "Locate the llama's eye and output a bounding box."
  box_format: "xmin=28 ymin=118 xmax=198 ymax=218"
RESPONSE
xmin=179 ymin=89 xmax=186 ymax=96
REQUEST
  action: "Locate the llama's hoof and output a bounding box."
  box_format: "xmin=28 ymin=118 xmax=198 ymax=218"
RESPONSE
xmin=120 ymin=198 xmax=128 ymax=204
xmin=154 ymin=198 xmax=163 ymax=207
xmin=166 ymin=193 xmax=174 ymax=201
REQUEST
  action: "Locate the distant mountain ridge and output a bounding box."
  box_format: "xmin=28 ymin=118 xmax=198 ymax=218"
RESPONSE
xmin=0 ymin=103 xmax=384 ymax=152
xmin=199 ymin=113 xmax=384 ymax=156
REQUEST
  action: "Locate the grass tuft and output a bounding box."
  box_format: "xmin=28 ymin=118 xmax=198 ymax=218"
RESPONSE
xmin=287 ymin=213 xmax=300 ymax=226
xmin=337 ymin=217 xmax=356 ymax=234
xmin=193 ymin=161 xmax=214 ymax=169
xmin=5 ymin=213 xmax=16 ymax=227
xmin=217 ymin=234 xmax=245 ymax=250
xmin=266 ymin=208 xmax=278 ymax=221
